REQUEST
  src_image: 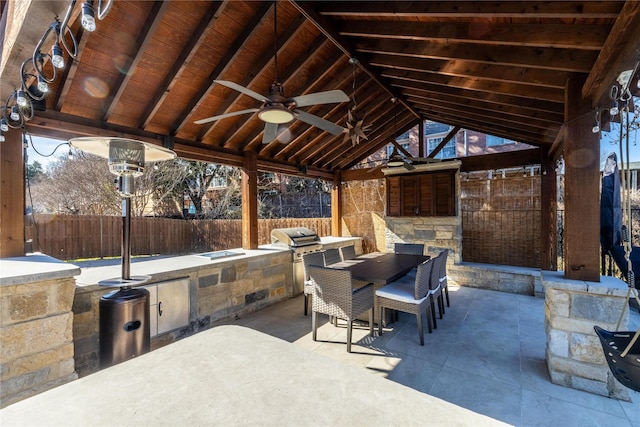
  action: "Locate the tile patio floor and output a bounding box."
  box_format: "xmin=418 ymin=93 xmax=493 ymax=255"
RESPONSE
xmin=216 ymin=285 xmax=640 ymax=427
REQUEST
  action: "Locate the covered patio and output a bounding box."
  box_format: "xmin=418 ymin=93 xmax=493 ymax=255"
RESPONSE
xmin=1 ymin=0 xmax=640 ymax=422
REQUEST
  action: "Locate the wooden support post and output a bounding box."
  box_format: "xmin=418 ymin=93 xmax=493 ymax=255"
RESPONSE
xmin=241 ymin=151 xmax=258 ymax=249
xmin=331 ymin=171 xmax=342 ymax=236
xmin=418 ymin=120 xmax=424 ymax=158
xmin=540 ymin=147 xmax=557 ymax=271
xmin=564 ymin=76 xmax=600 ymax=281
xmin=0 ymin=130 xmax=25 ymax=257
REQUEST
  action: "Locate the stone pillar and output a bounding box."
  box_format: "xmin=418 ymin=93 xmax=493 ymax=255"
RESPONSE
xmin=543 ymin=271 xmax=631 ymax=400
xmin=0 ymin=255 xmax=80 ymax=407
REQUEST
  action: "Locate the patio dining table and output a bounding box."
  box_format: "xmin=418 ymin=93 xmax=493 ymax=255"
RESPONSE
xmin=331 ymin=252 xmax=429 ymax=284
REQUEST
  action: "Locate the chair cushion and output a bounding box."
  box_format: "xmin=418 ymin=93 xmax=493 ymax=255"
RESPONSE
xmin=376 ymin=281 xmax=428 ymax=304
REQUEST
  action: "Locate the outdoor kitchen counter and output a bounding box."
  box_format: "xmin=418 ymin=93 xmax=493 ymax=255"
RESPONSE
xmin=72 ymin=247 xmax=289 ymax=287
xmin=0 ymin=253 xmax=80 ymax=286
xmin=0 ymin=325 xmax=506 ymax=426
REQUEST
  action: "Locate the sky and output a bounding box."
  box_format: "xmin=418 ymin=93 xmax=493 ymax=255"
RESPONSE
xmin=24 ymin=124 xmax=640 ymax=171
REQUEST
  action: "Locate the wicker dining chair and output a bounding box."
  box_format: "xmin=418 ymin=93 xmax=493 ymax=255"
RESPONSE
xmin=302 ymin=251 xmax=326 ymax=316
xmin=429 ymin=252 xmax=445 ymax=325
xmin=394 ymin=243 xmax=425 ymax=255
xmin=339 ymin=245 xmax=356 ymax=261
xmin=323 ymin=248 xmax=342 ymax=265
xmin=438 ymin=250 xmax=450 ymax=307
xmin=376 ymin=259 xmax=435 ymax=345
xmin=307 ymin=265 xmax=374 ymax=352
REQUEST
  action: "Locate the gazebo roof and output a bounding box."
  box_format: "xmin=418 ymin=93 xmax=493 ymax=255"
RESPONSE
xmin=1 ymin=1 xmax=639 ymax=177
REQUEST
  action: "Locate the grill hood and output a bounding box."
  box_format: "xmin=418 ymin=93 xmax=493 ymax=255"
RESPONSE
xmin=270 ymin=227 xmax=321 ymax=248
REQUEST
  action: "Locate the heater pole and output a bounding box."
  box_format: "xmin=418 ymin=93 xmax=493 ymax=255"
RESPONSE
xmin=122 ymin=196 xmax=131 ymax=281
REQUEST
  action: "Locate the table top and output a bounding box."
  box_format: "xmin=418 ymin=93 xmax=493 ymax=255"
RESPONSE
xmin=331 ymin=252 xmax=429 ymax=284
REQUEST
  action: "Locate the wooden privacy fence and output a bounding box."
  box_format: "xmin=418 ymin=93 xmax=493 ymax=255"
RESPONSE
xmin=31 ymin=214 xmax=331 ymax=261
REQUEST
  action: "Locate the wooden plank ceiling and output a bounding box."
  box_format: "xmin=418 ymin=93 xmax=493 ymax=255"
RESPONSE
xmin=3 ymin=0 xmax=639 ymax=177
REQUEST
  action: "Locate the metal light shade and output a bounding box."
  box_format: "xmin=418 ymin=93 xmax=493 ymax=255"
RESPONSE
xmin=387 ymin=147 xmax=404 ymax=167
xmin=69 ymin=137 xmax=176 ymax=176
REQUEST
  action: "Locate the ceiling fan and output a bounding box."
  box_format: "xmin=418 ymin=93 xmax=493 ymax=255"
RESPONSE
xmin=194 ymin=2 xmax=349 ymax=144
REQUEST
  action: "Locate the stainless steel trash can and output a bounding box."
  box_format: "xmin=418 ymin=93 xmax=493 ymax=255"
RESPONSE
xmin=99 ymin=288 xmax=150 ymax=368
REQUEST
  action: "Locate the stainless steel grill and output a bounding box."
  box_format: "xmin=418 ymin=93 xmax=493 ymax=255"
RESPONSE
xmin=270 ymin=227 xmax=322 ymax=294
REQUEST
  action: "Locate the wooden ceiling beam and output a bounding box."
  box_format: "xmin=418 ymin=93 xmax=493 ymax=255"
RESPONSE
xmin=367 ymin=53 xmax=571 ymax=90
xmin=407 ymin=97 xmax=559 ymax=134
xmin=412 ymin=111 xmax=552 ymax=146
xmin=316 ymin=1 xmax=623 ymax=19
xmin=338 ymin=21 xmax=608 ymax=50
xmin=139 ymin=1 xmax=225 ymax=129
xmin=459 ymin=148 xmax=542 ymax=172
xmin=290 ymin=1 xmax=421 ymax=118
xmin=583 ymin=0 xmax=640 ymax=107
xmin=381 ymin=67 xmax=565 ymax=103
xmin=101 ymin=1 xmax=169 ymax=122
xmin=391 ymin=80 xmax=563 ymax=115
xmin=404 ymin=88 xmax=564 ymax=124
xmin=171 ymin=2 xmax=273 ymax=135
xmin=428 ymin=126 xmax=461 ymax=159
xmin=354 ymin=38 xmax=597 ymax=73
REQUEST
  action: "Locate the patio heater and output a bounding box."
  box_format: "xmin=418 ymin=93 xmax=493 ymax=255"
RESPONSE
xmin=69 ymin=137 xmax=176 ymax=367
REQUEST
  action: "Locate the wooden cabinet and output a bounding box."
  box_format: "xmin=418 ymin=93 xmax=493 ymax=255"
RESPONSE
xmin=386 ymin=171 xmax=455 ymax=217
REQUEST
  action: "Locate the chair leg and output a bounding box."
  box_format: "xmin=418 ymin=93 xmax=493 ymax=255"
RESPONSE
xmin=304 ymin=294 xmax=308 ymax=316
xmin=347 ymin=320 xmax=353 ymax=353
xmin=416 ymin=313 xmax=424 ymax=345
xmin=378 ymin=306 xmax=384 ymax=336
xmin=438 ymin=294 xmax=444 ymax=319
xmin=368 ymin=308 xmax=374 ymax=337
xmin=426 ymin=305 xmax=433 ymax=333
xmin=312 ymin=311 xmax=318 ymax=341
xmin=430 ymin=296 xmax=438 ymax=329
xmin=444 ymin=286 xmax=450 ymax=307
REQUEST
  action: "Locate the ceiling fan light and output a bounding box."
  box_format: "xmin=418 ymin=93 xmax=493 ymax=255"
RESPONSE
xmin=387 ymin=148 xmax=404 ymax=167
xmin=258 ymin=105 xmax=294 ymax=124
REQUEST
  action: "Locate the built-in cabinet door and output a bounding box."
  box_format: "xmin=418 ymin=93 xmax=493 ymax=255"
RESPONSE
xmin=145 ymin=278 xmax=190 ymax=337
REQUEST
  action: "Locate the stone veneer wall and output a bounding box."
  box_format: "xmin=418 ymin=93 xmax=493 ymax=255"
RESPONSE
xmin=543 ymin=272 xmax=631 ymax=401
xmin=1 ymin=275 xmax=78 ymax=408
xmin=385 ymin=216 xmax=462 ymax=261
xmin=73 ymin=250 xmax=292 ymax=377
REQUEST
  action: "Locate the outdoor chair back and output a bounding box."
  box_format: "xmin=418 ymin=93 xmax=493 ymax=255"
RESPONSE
xmin=394 ymin=243 xmax=425 ymax=255
xmin=307 ymin=265 xmax=374 ymax=352
xmin=323 ymin=248 xmax=341 ymax=265
xmin=339 ymin=245 xmax=356 ymax=261
xmin=375 ymin=259 xmax=435 ymax=345
xmin=302 ymin=251 xmax=327 ymax=316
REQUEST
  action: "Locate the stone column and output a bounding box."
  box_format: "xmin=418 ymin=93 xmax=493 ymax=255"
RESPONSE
xmin=543 ymin=271 xmax=631 ymax=400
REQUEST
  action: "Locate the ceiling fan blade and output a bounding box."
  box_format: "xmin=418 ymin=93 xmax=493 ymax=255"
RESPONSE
xmin=403 ymin=160 xmax=416 ymax=171
xmin=367 ymin=164 xmax=384 ymax=174
xmin=291 ymin=90 xmax=349 ymax=108
xmin=194 ymin=108 xmax=259 ymax=125
xmin=213 ymin=80 xmax=267 ymax=103
xmin=294 ymin=110 xmax=344 ymax=135
xmin=262 ymin=122 xmax=279 ymax=144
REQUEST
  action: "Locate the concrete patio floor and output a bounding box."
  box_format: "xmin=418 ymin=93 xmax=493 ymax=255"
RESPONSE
xmin=217 ymin=285 xmax=640 ymax=427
